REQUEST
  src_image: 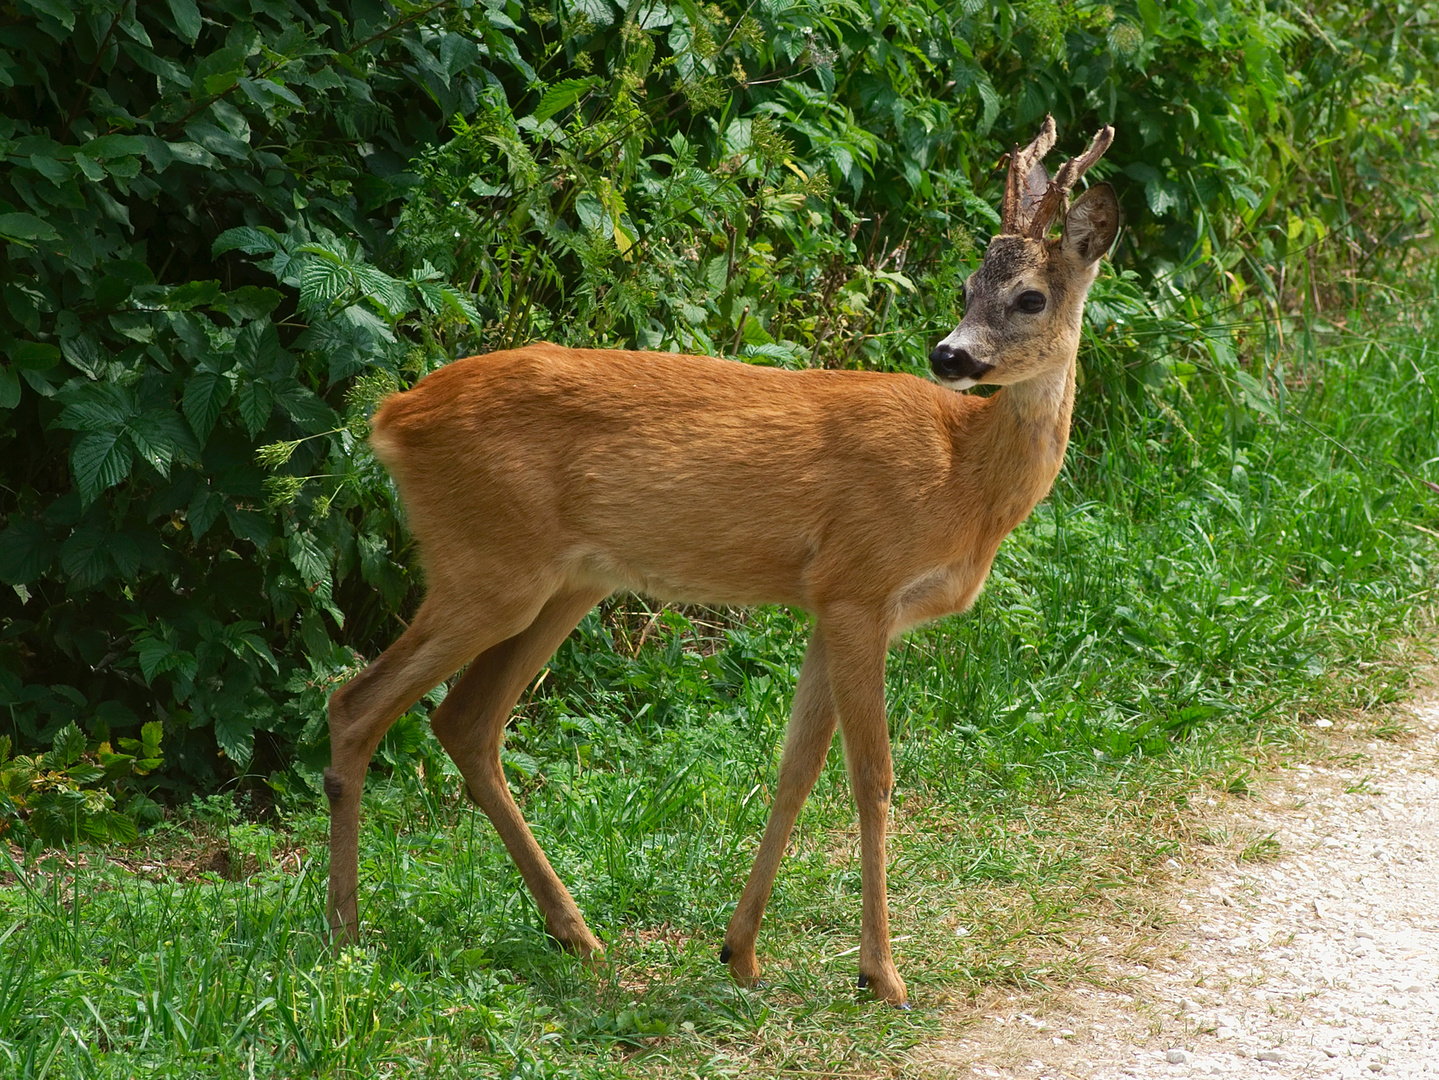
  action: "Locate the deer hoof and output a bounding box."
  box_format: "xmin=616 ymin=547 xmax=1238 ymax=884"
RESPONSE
xmin=722 ymin=943 xmax=762 ymax=987
xmin=857 ymin=968 xmax=909 ymax=1006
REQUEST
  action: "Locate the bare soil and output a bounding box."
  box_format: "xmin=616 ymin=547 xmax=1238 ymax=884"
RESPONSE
xmin=923 ymin=696 xmax=1439 ymax=1079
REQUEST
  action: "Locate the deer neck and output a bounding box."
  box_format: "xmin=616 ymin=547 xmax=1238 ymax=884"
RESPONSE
xmin=962 ymin=354 xmax=1077 ymax=535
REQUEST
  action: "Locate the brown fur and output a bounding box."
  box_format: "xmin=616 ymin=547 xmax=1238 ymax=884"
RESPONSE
xmin=324 ymin=128 xmax=1120 ymax=1007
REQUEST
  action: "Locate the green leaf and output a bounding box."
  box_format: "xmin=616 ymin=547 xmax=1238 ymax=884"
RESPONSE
xmin=60 ymin=332 xmax=107 ymax=378
xmin=358 ymin=532 xmax=407 ymax=608
xmin=233 ymin=318 xmax=282 ymax=374
xmin=51 ymin=723 xmax=87 ymax=767
xmin=239 ymin=75 xmax=292 ymax=108
xmin=287 ymin=530 xmax=329 ymax=586
xmin=56 ymin=382 xmax=135 ymax=432
xmin=12 ymin=341 xmax=61 ymax=371
xmin=165 ymin=280 xmax=222 ymax=311
xmin=274 ymin=383 xmax=336 ymax=431
xmin=219 ymin=286 xmax=282 ymax=322
xmin=18 ymin=0 xmax=75 ymax=30
xmin=107 ymin=532 xmax=142 ymax=579
xmin=0 ymin=519 xmax=55 ymax=585
xmin=412 ymin=281 xmax=445 ymax=314
xmin=122 ymin=40 xmax=191 ymax=87
xmin=236 ymin=379 xmax=274 ymax=438
xmin=213 ymin=712 xmax=255 ymax=767
xmin=439 ymin=32 xmax=480 ymax=81
xmin=28 ymin=153 xmax=70 ymax=184
xmin=73 ymin=153 xmax=105 ymax=182
xmin=442 ymin=286 xmax=482 ymax=327
xmin=187 ymin=485 xmax=223 ymax=540
xmin=183 ymin=371 xmax=231 ymax=442
xmin=222 ymin=505 xmax=272 ymax=548
xmin=105 ymin=810 xmax=139 ymax=843
xmin=974 ymin=77 xmax=1000 ymax=136
xmin=212 ymin=226 xmax=287 ymax=258
xmin=299 ymin=257 xmax=352 ymax=311
xmin=533 ymin=77 xmax=601 ymax=122
xmin=134 ymin=631 xmax=178 ymax=684
xmin=166 ymin=0 xmax=201 ymax=42
xmin=71 ymin=431 xmax=133 ymax=504
xmin=0 ymin=366 xmax=18 ymax=409
xmin=128 ymin=410 xmax=197 ymax=477
xmin=1234 ymin=369 xmax=1278 ymax=420
xmin=190 ymin=44 xmax=249 ymax=100
xmin=185 ymin=121 xmax=250 ymax=159
xmin=140 ymin=138 xmax=215 ymax=172
xmin=352 ymin=264 xmax=412 ymax=317
xmin=60 ymin=526 xmax=110 ymax=588
xmin=84 ymin=134 xmax=148 ymax=161
xmin=236 ymin=632 xmax=279 ymax=674
xmin=0 ymin=212 xmax=58 ymax=244
xmin=110 ymin=312 xmax=155 ymax=342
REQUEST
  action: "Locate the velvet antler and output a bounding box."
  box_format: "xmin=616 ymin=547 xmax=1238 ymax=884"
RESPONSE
xmin=1000 ymin=118 xmax=1115 ymax=239
xmin=999 ymin=115 xmax=1056 ymax=234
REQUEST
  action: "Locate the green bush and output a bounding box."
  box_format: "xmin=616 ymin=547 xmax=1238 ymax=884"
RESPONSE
xmin=0 ymin=0 xmax=1433 ymax=803
xmin=0 ymin=720 xmax=163 ymax=845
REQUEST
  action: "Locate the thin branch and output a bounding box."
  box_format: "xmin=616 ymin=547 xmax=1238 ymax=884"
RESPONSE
xmin=59 ymin=1 xmax=130 ymax=140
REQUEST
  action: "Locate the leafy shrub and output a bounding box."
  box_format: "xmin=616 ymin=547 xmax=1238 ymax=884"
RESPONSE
xmin=0 ymin=720 xmax=163 ymax=846
xmin=0 ymin=0 xmax=1433 ymax=799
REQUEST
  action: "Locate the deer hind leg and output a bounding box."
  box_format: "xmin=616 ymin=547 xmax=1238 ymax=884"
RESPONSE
xmin=325 ymin=590 xmax=549 ymax=943
xmin=428 ymin=587 xmax=609 ymax=956
xmin=722 ymin=627 xmax=838 ymax=987
xmin=826 ymin=613 xmax=907 ymax=1006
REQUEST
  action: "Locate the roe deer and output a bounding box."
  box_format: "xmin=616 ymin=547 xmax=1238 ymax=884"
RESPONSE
xmin=324 ymin=117 xmax=1118 ymax=1007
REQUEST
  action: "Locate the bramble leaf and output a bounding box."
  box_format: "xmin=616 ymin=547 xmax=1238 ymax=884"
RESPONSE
xmin=0 ymin=520 xmax=55 ymax=586
xmin=236 ymin=378 xmax=274 ymax=438
xmin=71 ymin=431 xmax=134 ymax=505
xmin=183 ymin=371 xmax=232 ymax=442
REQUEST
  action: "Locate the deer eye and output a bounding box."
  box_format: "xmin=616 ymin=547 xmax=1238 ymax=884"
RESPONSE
xmin=1016 ymin=290 xmax=1047 ymax=314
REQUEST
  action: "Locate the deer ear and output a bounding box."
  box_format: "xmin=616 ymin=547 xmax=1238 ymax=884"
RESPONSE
xmin=1061 ymin=184 xmax=1120 ymax=265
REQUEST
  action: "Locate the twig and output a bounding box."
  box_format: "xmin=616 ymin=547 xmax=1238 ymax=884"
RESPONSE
xmin=59 ymin=1 xmax=129 ymax=139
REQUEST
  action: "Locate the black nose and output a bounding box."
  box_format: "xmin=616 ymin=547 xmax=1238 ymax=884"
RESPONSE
xmin=929 ymin=341 xmax=994 ymax=382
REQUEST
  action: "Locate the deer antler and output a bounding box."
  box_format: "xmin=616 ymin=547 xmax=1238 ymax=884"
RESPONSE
xmin=1018 ymin=123 xmax=1116 ymax=240
xmin=1000 ymin=114 xmax=1057 ymax=235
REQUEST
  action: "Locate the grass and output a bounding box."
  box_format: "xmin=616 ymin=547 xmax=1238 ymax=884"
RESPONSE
xmin=4 ymin=282 xmax=1439 ymax=1077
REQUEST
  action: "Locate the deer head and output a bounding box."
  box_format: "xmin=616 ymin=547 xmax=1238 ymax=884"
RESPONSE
xmin=930 ymin=119 xmax=1119 ymax=390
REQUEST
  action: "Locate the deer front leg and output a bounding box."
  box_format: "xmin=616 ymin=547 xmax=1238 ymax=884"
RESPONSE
xmin=826 ymin=613 xmax=907 ymax=1006
xmin=723 ymin=627 xmax=837 ymax=986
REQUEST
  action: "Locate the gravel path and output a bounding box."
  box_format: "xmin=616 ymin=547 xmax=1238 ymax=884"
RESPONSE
xmin=927 ymin=699 xmax=1439 ymax=1078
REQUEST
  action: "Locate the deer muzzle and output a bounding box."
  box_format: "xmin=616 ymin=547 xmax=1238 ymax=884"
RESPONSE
xmin=929 ymin=340 xmax=994 ymax=386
